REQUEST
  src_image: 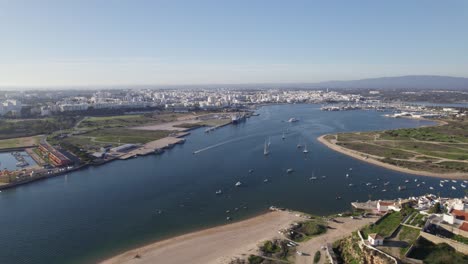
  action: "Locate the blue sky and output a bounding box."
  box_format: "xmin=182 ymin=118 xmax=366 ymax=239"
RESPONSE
xmin=0 ymin=0 xmax=467 ymax=87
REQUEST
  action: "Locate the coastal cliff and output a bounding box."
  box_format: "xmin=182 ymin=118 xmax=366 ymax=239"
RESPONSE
xmin=334 ymin=233 xmax=396 ymax=264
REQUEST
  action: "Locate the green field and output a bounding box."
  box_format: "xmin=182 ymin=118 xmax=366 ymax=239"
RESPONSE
xmin=329 ymin=117 xmax=468 ymax=174
xmin=78 ymin=113 xmax=182 ymax=130
xmin=362 ymin=212 xmax=402 ymax=238
xmin=398 ymin=226 xmax=420 ymax=255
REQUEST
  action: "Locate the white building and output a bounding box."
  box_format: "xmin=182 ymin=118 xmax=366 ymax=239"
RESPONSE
xmin=368 ymin=233 xmax=384 ymax=246
xmin=0 ymin=100 xmax=22 ymax=116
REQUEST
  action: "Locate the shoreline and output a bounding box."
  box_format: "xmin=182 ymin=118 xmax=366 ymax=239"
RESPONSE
xmin=317 ymin=134 xmax=468 ymax=179
xmin=99 ymin=210 xmax=303 ymax=264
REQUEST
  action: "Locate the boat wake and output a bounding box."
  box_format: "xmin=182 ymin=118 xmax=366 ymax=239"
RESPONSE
xmin=193 ymin=130 xmax=297 ymax=154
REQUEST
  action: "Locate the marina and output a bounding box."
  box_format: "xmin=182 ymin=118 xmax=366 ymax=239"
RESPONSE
xmin=0 ymin=151 xmax=37 ymax=171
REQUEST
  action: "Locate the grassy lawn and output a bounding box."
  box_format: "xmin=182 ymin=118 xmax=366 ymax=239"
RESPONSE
xmin=452 ymin=234 xmax=468 ymax=245
xmin=362 ymin=212 xmax=402 ymax=238
xmin=0 ymin=135 xmax=42 ymax=150
xmin=398 ymin=226 xmax=420 ymax=255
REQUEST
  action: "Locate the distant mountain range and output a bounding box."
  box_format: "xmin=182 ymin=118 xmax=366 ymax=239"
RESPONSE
xmin=309 ymin=75 xmax=468 ymax=90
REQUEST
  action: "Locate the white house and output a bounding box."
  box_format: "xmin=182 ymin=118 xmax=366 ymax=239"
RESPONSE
xmin=368 ymin=233 xmax=384 ymax=246
xmin=377 ymin=201 xmax=401 ymax=212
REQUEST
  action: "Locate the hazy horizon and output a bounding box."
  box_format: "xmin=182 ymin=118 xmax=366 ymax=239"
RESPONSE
xmin=1 ymin=1 xmax=467 ymax=87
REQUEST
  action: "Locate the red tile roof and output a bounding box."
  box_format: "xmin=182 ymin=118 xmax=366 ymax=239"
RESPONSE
xmin=451 ymin=209 xmax=468 ymax=221
xmin=460 ymin=222 xmax=468 ymax=232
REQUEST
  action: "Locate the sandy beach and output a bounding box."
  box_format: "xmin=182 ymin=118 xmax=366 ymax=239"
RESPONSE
xmin=100 ymin=210 xmax=303 ymax=264
xmin=317 ymin=134 xmax=468 ymax=179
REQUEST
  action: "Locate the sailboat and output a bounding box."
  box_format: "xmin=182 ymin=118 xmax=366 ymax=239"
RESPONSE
xmin=303 ymin=143 xmax=309 ymax=153
xmin=264 ymin=139 xmax=269 ymax=155
xmin=309 ymin=171 xmax=317 ymax=180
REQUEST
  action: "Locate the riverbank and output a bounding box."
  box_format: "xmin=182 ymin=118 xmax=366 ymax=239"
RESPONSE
xmin=100 ymin=210 xmax=303 ymax=264
xmin=317 ymin=134 xmax=468 ymax=179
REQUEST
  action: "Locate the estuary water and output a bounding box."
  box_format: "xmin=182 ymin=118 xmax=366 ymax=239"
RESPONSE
xmin=0 ymin=104 xmax=463 ymax=264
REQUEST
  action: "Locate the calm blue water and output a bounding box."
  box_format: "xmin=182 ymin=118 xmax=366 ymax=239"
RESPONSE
xmin=0 ymin=151 xmax=37 ymax=171
xmin=0 ymin=104 xmax=464 ymax=264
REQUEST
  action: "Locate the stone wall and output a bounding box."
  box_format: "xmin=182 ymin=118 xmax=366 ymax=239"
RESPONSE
xmin=439 ymin=222 xmax=468 ymax=238
xmin=420 ymin=232 xmax=468 ymax=255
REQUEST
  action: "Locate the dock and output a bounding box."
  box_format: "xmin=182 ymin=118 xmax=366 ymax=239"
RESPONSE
xmin=119 ymin=137 xmax=186 ymax=160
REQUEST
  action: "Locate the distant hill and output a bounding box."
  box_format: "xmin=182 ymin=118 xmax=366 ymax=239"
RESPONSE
xmin=312 ymin=75 xmax=468 ymax=90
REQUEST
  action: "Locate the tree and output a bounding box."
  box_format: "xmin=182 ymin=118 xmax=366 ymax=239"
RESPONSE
xmin=428 ymin=202 xmax=442 ymax=214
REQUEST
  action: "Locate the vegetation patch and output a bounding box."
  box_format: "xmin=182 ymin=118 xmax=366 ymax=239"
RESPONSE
xmin=0 ymin=117 xmax=79 ymax=139
xmin=313 ymin=250 xmax=321 ymax=263
xmin=407 ymin=237 xmax=468 ymax=263
xmin=289 ymin=220 xmax=327 ymax=242
xmin=328 ymin=117 xmax=468 ymax=175
xmin=362 ymin=211 xmax=402 ymax=238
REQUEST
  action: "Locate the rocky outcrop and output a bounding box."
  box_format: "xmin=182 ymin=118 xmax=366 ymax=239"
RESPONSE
xmin=335 ymin=233 xmax=396 ymax=264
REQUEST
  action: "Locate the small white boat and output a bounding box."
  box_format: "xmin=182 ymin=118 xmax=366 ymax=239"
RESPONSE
xmin=422 ymin=181 xmax=425 ymax=184
xmin=321 ymin=175 xmax=326 ymax=179
xmin=349 ymin=168 xmax=353 ymax=171
xmin=464 ymin=180 xmax=468 ymax=184
xmin=405 ymin=180 xmax=410 ymax=183
xmin=287 ymin=168 xmax=294 ymax=173
xmin=264 ymin=139 xmax=269 ymax=156
xmin=303 ymin=144 xmax=309 ymax=154
xmin=414 ymin=179 xmax=418 ymax=182
xmin=429 ymin=187 xmax=434 ymax=190
xmin=461 ymin=184 xmax=466 ymax=188
xmin=346 ymin=174 xmax=349 ymax=178
xmin=384 ymin=181 xmax=390 ymax=186
xmin=263 ymin=179 xmax=269 ymax=183
xmin=417 ymin=184 xmax=420 ymax=187
xmin=366 ymin=182 xmax=372 ymax=186
xmin=452 ymin=180 xmax=457 ymax=183
xmin=382 ymin=189 xmax=386 ymax=192
xmin=310 ymin=172 xmax=317 ymax=180
xmin=348 ymin=183 xmax=354 ymax=187
xmin=452 ymin=186 xmax=457 ymax=190
xmin=398 ymin=186 xmax=407 ymax=191
xmin=440 ymin=183 xmax=444 ymax=187
xmin=235 ymin=181 xmax=242 ymax=187
xmin=215 ymin=190 xmax=222 ymax=195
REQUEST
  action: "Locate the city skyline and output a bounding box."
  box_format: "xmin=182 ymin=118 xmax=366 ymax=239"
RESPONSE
xmin=1 ymin=0 xmax=468 ymax=87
